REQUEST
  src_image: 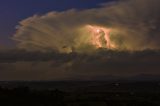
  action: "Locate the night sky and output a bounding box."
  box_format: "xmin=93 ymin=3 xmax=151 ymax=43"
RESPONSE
xmin=0 ymin=0 xmax=160 ymax=81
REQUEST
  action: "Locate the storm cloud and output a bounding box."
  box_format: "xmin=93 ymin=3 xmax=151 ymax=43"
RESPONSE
xmin=13 ymin=0 xmax=160 ymax=53
xmin=1 ymin=0 xmax=160 ymax=80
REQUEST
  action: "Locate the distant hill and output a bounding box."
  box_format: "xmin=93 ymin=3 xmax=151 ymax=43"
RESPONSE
xmin=85 ymin=74 xmax=160 ymax=81
xmin=128 ymin=74 xmax=160 ymax=81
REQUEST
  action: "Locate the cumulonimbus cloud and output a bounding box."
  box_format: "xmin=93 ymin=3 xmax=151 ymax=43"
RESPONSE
xmin=13 ymin=0 xmax=160 ymax=53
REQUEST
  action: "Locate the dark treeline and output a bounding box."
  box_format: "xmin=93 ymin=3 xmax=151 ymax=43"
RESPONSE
xmin=0 ymin=86 xmax=65 ymax=106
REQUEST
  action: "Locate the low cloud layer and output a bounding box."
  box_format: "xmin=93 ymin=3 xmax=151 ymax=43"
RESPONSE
xmin=0 ymin=50 xmax=160 ymax=80
xmin=13 ymin=0 xmax=160 ymax=53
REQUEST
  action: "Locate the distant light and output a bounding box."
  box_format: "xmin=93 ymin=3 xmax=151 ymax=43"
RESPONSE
xmin=115 ymin=83 xmax=120 ymax=86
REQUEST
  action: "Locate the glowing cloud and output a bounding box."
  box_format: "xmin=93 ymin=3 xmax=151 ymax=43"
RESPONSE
xmin=85 ymin=25 xmax=116 ymax=49
xmin=13 ymin=0 xmax=160 ymax=53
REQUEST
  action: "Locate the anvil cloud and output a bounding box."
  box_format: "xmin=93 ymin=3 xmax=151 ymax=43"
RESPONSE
xmin=13 ymin=0 xmax=160 ymax=53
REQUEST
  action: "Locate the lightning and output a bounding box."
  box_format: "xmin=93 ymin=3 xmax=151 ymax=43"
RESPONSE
xmin=86 ymin=25 xmax=115 ymax=49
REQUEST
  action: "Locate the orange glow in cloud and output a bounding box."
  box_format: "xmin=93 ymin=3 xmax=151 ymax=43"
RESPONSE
xmin=86 ymin=25 xmax=115 ymax=49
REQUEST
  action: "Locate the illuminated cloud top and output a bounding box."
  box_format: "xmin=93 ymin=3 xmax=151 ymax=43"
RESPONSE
xmin=13 ymin=0 xmax=160 ymax=53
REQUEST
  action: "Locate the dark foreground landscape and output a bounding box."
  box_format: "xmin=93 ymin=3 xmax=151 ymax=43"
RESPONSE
xmin=0 ymin=81 xmax=160 ymax=106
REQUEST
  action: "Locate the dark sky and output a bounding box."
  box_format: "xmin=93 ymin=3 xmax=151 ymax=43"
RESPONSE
xmin=0 ymin=0 xmax=113 ymax=46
